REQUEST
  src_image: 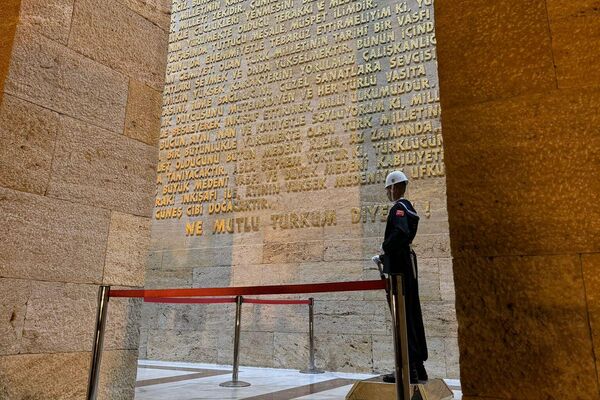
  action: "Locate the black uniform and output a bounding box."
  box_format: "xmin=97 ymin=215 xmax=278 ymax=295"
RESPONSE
xmin=382 ymin=198 xmax=428 ymax=365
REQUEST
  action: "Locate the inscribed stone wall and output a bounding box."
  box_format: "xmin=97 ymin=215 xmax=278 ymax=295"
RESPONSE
xmin=0 ymin=0 xmax=170 ymax=398
xmin=144 ymin=0 xmax=458 ymax=377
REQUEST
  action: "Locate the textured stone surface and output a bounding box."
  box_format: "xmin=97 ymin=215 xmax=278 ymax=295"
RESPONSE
xmin=98 ymin=350 xmax=139 ymax=400
xmin=104 ymin=212 xmax=151 ymax=287
xmin=5 ymin=30 xmax=128 ymax=133
xmin=444 ymin=337 xmax=460 ymax=379
xmin=582 ymin=254 xmax=600 ymax=385
xmin=0 ymin=352 xmax=89 ymax=399
xmin=454 ymin=255 xmax=598 ymax=398
xmin=116 ymin=0 xmax=172 ymax=32
xmin=21 ymin=282 xmax=96 ymax=353
xmin=273 ymin=332 xmax=309 ymax=370
xmin=69 ymin=0 xmax=168 ymax=89
xmin=146 ymin=329 xmax=220 ymax=363
xmin=156 ymin=303 xmax=234 ymax=333
xmin=192 ymin=266 xmax=232 ymax=288
xmin=19 ymin=0 xmax=73 ymax=44
xmin=263 ymin=241 xmax=324 ymax=263
xmin=315 ymin=334 xmax=372 ymax=373
xmin=547 ymin=0 xmax=600 ymax=88
xmin=315 ymin=301 xmax=388 ymax=336
xmin=0 ymin=279 xmax=30 ymax=355
xmin=0 ymin=187 xmax=109 ymax=283
xmin=48 ymin=115 xmax=157 ymax=217
xmin=124 ymin=80 xmax=162 ymax=146
xmin=218 ymin=331 xmax=274 ymax=367
xmin=0 ymin=0 xmax=21 ymax=103
xmin=442 ymin=89 xmax=600 ymax=258
xmin=105 ymin=297 xmax=142 ymax=351
xmin=0 ymin=94 xmax=59 ymax=195
xmin=435 ymin=0 xmax=556 ymax=108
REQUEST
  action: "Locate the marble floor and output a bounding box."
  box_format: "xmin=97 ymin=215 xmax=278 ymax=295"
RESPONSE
xmin=135 ymin=360 xmax=462 ymax=400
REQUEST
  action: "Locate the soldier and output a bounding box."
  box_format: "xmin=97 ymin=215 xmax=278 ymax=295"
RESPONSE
xmin=381 ymin=170 xmax=428 ymax=384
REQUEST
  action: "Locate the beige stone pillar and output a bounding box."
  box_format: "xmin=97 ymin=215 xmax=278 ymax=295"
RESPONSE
xmin=0 ymin=1 xmax=170 ymax=398
xmin=434 ymin=1 xmax=600 ymax=399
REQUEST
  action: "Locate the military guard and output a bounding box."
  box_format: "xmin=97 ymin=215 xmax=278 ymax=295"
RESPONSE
xmin=381 ymin=171 xmax=428 ymax=384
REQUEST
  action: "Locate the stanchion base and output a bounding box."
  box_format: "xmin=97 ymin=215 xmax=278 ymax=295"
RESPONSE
xmin=299 ymin=368 xmax=325 ymax=374
xmin=219 ymin=381 xmax=251 ymax=387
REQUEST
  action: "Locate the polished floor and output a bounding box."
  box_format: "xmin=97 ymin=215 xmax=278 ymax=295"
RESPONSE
xmin=135 ymin=360 xmax=462 ymax=399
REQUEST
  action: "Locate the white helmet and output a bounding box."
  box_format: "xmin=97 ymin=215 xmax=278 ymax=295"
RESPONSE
xmin=385 ymin=171 xmax=408 ymax=188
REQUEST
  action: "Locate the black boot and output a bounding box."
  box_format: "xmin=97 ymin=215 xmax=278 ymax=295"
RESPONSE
xmin=416 ymin=363 xmax=428 ymax=382
xmin=409 ymin=366 xmax=419 ymax=384
xmin=382 ymin=372 xmax=395 ymax=383
xmin=382 ymin=368 xmax=419 ymax=384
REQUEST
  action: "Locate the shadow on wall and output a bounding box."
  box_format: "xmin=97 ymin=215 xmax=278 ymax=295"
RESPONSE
xmin=0 ymin=0 xmax=22 ymax=104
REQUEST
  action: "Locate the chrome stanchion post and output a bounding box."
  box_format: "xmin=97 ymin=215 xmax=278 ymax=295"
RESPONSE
xmin=388 ymin=274 xmax=411 ymax=400
xmin=220 ymin=295 xmax=250 ymax=387
xmin=300 ymin=298 xmax=324 ymax=374
xmin=87 ymin=285 xmax=110 ymax=400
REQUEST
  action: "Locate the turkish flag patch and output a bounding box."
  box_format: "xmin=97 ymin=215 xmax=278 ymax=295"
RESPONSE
xmin=396 ymin=210 xmax=405 ymax=217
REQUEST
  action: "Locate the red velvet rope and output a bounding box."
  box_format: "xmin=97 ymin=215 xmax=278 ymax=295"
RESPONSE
xmin=244 ymin=298 xmax=311 ymax=305
xmin=109 ymin=280 xmax=386 ymax=299
xmin=143 ymin=297 xmax=236 ymax=304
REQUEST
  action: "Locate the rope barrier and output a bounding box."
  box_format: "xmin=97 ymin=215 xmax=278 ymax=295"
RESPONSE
xmin=109 ymin=280 xmax=386 ymax=298
xmin=143 ymin=297 xmax=311 ymax=305
xmin=143 ymin=297 xmax=237 ymax=304
xmin=244 ymin=298 xmax=311 ymax=305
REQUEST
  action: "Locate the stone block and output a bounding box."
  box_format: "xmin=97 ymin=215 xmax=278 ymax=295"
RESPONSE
xmin=68 ymin=0 xmax=168 ymax=89
xmin=0 ymin=187 xmax=109 ymax=283
xmin=116 ymin=0 xmax=172 ymax=32
xmin=162 ymin=247 xmax=233 ymax=269
xmin=241 ymin=304 xmax=308 ymax=333
xmin=263 ymin=241 xmax=324 ymax=263
xmin=104 ymin=212 xmax=151 ymax=287
xmin=324 ymin=238 xmax=365 ymax=262
xmin=273 ymin=332 xmax=309 ymax=370
xmin=0 ymin=279 xmax=30 ymax=355
xmin=453 ymin=255 xmax=598 ymax=399
xmin=372 ymin=335 xmax=393 ymax=373
xmin=19 ymin=0 xmax=73 ymax=44
xmin=582 ymin=254 xmax=600 ymax=385
xmin=48 ymin=115 xmax=156 ymax=217
xmin=421 ymin=301 xmax=458 ymax=338
xmin=442 ymin=89 xmax=600 ymax=257
xmin=412 ymin=234 xmax=452 ymax=259
xmin=422 ymin=337 xmax=446 ymax=379
xmin=156 ymin=303 xmax=234 ymax=333
xmin=439 ymin=258 xmax=455 ymax=302
xmin=5 ymin=30 xmax=128 ymax=133
xmin=124 ymin=80 xmax=162 ymax=146
xmin=419 ymin=258 xmax=441 ymax=302
xmin=21 ymin=282 xmax=95 ymax=353
xmin=146 ymin=329 xmax=220 ymax=363
xmin=315 ymin=334 xmax=372 ymax=373
xmin=315 ymin=300 xmax=388 ymax=335
xmin=0 ymin=352 xmax=89 ymax=399
xmin=192 ymin=266 xmax=232 ymax=288
xmin=444 ymin=337 xmax=460 ymax=379
xmin=218 ymin=330 xmax=274 ymax=367
xmin=105 ymin=297 xmax=142 ymax=351
xmin=435 ymin=0 xmax=556 ymax=108
xmin=98 ymin=350 xmax=138 ymax=400
xmin=0 ymin=94 xmax=59 ymax=195
xmin=144 ymin=268 xmax=192 ymax=289
xmin=548 ymin=7 xmax=600 ymax=89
